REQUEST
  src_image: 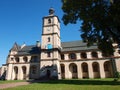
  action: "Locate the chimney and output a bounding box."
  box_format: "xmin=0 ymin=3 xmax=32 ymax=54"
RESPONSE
xmin=21 ymin=42 xmax=26 ymax=49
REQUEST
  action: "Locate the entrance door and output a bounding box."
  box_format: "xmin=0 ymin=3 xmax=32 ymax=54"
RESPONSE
xmin=47 ymin=70 xmax=51 ymax=78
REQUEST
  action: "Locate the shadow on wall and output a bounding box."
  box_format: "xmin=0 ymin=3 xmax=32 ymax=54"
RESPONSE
xmin=0 ymin=70 xmax=6 ymax=80
xmin=39 ymin=64 xmax=58 ymax=80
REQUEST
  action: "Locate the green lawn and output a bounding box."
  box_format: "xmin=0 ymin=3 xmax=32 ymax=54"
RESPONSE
xmin=0 ymin=80 xmax=25 ymax=84
xmin=2 ymin=79 xmax=120 ymax=90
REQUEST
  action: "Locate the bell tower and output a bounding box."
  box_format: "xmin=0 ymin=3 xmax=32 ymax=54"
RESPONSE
xmin=40 ymin=8 xmax=61 ymax=79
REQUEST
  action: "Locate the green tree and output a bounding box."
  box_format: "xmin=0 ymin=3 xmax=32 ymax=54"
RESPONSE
xmin=62 ymin=0 xmax=120 ymax=55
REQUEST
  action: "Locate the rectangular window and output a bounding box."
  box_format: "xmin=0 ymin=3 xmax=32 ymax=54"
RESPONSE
xmin=47 ymin=52 xmax=51 ymax=57
xmin=48 ymin=37 xmax=50 ymax=42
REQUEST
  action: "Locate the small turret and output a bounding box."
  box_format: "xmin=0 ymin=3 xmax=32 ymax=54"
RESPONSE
xmin=36 ymin=41 xmax=41 ymax=47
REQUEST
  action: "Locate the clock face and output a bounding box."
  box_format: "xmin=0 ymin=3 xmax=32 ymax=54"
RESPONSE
xmin=47 ymin=44 xmax=52 ymax=49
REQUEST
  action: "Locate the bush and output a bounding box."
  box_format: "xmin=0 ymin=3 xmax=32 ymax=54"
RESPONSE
xmin=114 ymin=71 xmax=120 ymax=81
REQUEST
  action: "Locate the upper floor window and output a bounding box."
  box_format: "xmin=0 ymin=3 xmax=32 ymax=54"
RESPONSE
xmin=23 ymin=56 xmax=28 ymax=62
xmin=48 ymin=18 xmax=51 ymax=23
xmin=15 ymin=57 xmax=19 ymax=63
xmin=48 ymin=37 xmax=50 ymax=42
xmin=92 ymin=62 xmax=99 ymax=72
xmin=69 ymin=53 xmax=76 ymax=59
xmin=61 ymin=54 xmax=65 ymax=60
xmin=11 ymin=58 xmax=14 ymax=61
xmin=91 ymin=52 xmax=98 ymax=58
xmin=81 ymin=52 xmax=87 ymax=59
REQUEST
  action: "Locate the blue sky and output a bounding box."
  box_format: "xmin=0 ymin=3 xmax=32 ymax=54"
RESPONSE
xmin=0 ymin=0 xmax=81 ymax=67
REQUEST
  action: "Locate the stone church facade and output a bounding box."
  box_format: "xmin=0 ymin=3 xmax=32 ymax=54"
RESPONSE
xmin=1 ymin=8 xmax=120 ymax=80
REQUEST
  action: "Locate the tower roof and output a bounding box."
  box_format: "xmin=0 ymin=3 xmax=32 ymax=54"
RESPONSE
xmin=49 ymin=8 xmax=55 ymax=15
xmin=10 ymin=42 xmax=20 ymax=51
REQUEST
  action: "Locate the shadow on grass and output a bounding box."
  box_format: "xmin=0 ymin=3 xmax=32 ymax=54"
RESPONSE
xmin=29 ymin=79 xmax=120 ymax=86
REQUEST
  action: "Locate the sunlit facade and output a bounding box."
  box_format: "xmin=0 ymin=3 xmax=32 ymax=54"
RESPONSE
xmin=1 ymin=8 xmax=120 ymax=80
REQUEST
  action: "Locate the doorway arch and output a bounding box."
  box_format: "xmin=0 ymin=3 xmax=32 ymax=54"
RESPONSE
xmin=92 ymin=62 xmax=100 ymax=78
xmin=14 ymin=66 xmax=18 ymax=80
xmin=104 ymin=61 xmax=113 ymax=78
xmin=22 ymin=66 xmax=27 ymax=80
xmin=81 ymin=62 xmax=89 ymax=78
xmin=60 ymin=64 xmax=65 ymax=79
xmin=69 ymin=63 xmax=78 ymax=79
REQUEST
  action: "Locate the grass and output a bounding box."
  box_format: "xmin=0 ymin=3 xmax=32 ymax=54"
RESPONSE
xmin=0 ymin=80 xmax=25 ymax=84
xmin=2 ymin=78 xmax=120 ymax=90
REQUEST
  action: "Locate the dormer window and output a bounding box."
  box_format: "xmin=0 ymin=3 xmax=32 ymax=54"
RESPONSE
xmin=48 ymin=18 xmax=51 ymax=23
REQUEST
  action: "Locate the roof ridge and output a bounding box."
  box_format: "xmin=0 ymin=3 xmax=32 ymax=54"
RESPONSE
xmin=62 ymin=40 xmax=83 ymax=43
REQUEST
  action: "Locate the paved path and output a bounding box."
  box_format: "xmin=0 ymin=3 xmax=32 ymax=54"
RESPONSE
xmin=0 ymin=82 xmax=31 ymax=89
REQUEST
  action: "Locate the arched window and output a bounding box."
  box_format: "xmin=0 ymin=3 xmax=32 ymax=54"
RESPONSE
xmin=81 ymin=52 xmax=87 ymax=59
xmin=104 ymin=61 xmax=110 ymax=71
xmin=91 ymin=52 xmax=98 ymax=58
xmin=14 ymin=66 xmax=18 ymax=80
xmin=69 ymin=63 xmax=77 ymax=73
xmin=11 ymin=58 xmax=14 ymax=61
xmin=61 ymin=54 xmax=64 ymax=60
xmin=81 ymin=63 xmax=88 ymax=72
xmin=48 ymin=18 xmax=51 ymax=23
xmin=60 ymin=64 xmax=65 ymax=79
xmin=61 ymin=64 xmax=65 ymax=73
xmin=69 ymin=63 xmax=78 ymax=79
xmin=22 ymin=66 xmax=27 ymax=80
xmin=48 ymin=37 xmax=50 ymax=42
xmin=92 ymin=62 xmax=99 ymax=72
xmin=14 ymin=66 xmax=18 ymax=74
xmin=23 ymin=56 xmax=28 ymax=62
xmin=15 ymin=57 xmax=19 ymax=63
xmin=69 ymin=53 xmax=76 ymax=59
xmin=104 ymin=61 xmax=113 ymax=78
xmin=22 ymin=66 xmax=26 ymax=74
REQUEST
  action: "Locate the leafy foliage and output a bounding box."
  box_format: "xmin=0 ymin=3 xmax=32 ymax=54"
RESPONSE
xmin=62 ymin=0 xmax=120 ymax=55
xmin=114 ymin=71 xmax=120 ymax=81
